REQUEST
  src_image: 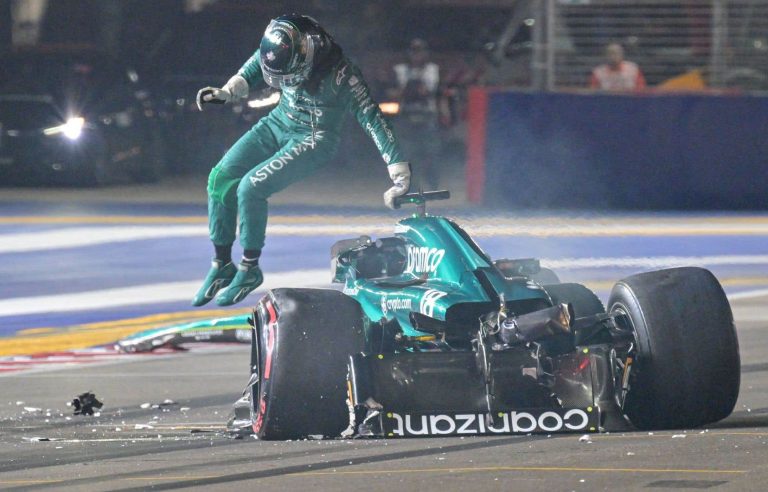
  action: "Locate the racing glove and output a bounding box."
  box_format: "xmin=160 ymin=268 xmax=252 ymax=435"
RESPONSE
xmin=383 ymin=162 xmax=411 ymax=210
xmin=196 ymin=75 xmax=249 ymax=111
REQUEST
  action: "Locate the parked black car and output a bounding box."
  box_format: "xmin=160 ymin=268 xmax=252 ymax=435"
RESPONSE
xmin=0 ymin=48 xmax=164 ymax=185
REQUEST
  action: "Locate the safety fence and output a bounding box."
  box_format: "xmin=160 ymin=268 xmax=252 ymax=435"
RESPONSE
xmin=535 ymin=0 xmax=768 ymax=91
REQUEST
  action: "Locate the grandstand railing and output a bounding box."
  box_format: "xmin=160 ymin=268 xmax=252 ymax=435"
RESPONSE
xmin=536 ymin=0 xmax=768 ymax=92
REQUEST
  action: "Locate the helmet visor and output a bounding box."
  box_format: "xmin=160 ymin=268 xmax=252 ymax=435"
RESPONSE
xmin=260 ymin=19 xmax=314 ymax=89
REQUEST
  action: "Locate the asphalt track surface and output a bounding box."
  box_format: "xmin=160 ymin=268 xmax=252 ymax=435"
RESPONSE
xmin=1 ymin=193 xmax=768 ymax=491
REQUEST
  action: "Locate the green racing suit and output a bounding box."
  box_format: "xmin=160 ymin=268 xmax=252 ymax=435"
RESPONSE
xmin=207 ymin=50 xmax=405 ymax=251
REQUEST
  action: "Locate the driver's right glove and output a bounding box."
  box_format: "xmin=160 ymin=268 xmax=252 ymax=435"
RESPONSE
xmin=383 ymin=162 xmax=411 ymax=210
xmin=196 ymin=75 xmax=249 ymax=111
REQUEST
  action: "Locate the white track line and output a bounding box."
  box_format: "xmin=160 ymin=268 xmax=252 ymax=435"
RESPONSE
xmin=2 ymin=254 xmax=768 ymax=317
xmin=0 ymin=269 xmax=330 ymax=317
xmin=0 ymin=226 xmax=207 ymax=254
xmin=3 ymin=220 xmax=768 ymax=253
xmin=542 ymin=255 xmax=768 ymax=270
xmin=728 ymin=288 xmax=768 ymax=301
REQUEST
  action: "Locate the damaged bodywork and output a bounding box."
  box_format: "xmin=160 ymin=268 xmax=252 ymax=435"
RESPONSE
xmin=116 ymin=314 xmax=251 ymax=353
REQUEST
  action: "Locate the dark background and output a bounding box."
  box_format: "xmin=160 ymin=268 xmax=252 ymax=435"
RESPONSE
xmin=1 ymin=0 xmax=766 ymax=209
xmin=0 ymin=0 xmax=508 ymax=178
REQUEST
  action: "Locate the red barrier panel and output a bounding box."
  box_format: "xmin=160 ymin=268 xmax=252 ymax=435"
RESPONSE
xmin=465 ymin=86 xmax=488 ymax=203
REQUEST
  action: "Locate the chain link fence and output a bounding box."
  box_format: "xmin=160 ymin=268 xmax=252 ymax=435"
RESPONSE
xmin=531 ymin=0 xmax=768 ymax=91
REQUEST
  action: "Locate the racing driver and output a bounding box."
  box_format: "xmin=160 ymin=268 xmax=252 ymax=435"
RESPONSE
xmin=192 ymin=14 xmax=410 ymax=307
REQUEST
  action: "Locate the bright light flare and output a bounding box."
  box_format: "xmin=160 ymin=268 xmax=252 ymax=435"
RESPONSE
xmin=379 ymin=102 xmax=400 ymax=115
xmin=44 ymin=117 xmax=86 ymax=140
xmin=247 ymin=92 xmax=281 ymax=109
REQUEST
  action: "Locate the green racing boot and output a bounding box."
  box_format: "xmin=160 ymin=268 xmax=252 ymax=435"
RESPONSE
xmin=192 ymin=260 xmax=237 ymax=307
xmin=215 ymin=262 xmax=264 ymax=306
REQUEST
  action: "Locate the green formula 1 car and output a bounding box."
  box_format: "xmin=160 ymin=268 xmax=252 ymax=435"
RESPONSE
xmin=222 ymin=191 xmax=740 ymax=440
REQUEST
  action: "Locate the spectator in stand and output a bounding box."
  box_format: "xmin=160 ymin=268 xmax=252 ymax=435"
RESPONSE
xmin=391 ymin=38 xmax=444 ymax=190
xmin=590 ymin=43 xmax=646 ymax=91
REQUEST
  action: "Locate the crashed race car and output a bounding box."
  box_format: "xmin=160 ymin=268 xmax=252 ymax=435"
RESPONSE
xmin=224 ymin=190 xmax=740 ymax=440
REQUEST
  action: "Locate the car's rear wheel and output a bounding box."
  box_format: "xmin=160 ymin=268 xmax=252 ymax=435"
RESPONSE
xmin=531 ymin=267 xmax=560 ymax=285
xmin=250 ymin=288 xmax=366 ymax=440
xmin=608 ymin=267 xmax=740 ymax=430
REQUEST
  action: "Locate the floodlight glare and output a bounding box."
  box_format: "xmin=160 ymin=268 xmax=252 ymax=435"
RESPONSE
xmin=44 ymin=117 xmax=85 ymax=140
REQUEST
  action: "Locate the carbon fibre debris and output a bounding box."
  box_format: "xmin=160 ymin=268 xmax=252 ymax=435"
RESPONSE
xmin=72 ymin=392 xmax=103 ymax=416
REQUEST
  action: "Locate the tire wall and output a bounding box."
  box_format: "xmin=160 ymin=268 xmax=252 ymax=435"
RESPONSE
xmin=466 ymin=89 xmax=768 ymax=209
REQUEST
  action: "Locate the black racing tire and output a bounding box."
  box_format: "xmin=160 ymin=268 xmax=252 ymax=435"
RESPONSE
xmin=544 ymin=283 xmax=609 ymax=345
xmin=608 ymin=267 xmax=740 ymax=430
xmin=251 ymin=288 xmax=366 ymax=440
xmin=531 ymin=267 xmax=560 ymax=285
xmin=544 ymin=283 xmax=604 ymax=318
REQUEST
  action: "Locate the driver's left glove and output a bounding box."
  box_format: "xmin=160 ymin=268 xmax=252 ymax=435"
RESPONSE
xmin=383 ymin=162 xmax=411 ymax=210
